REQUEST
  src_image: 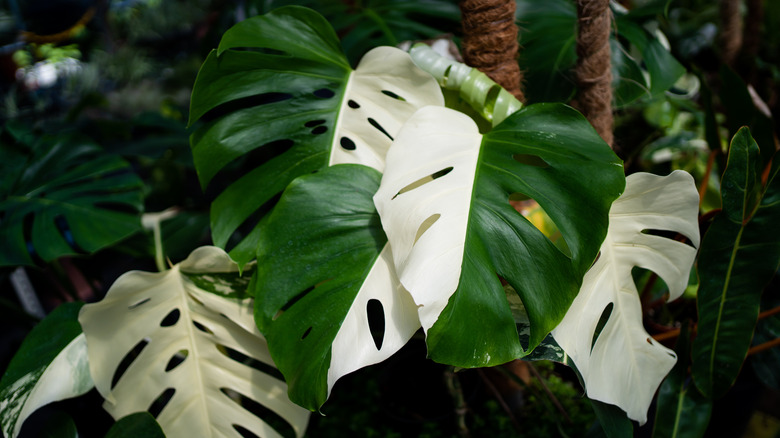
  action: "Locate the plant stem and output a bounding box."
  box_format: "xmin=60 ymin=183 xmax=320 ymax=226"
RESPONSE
xmin=153 ymin=218 xmax=166 ymax=273
xmin=444 ymin=366 xmax=470 ymax=437
xmin=476 ymin=368 xmax=522 ymax=433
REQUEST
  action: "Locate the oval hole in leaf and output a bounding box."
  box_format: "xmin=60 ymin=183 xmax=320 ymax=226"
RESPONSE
xmin=512 ymin=154 xmax=549 ymax=168
xmin=340 ymin=137 xmax=356 ymax=151
xmin=192 ymin=320 xmax=213 ymax=334
xmin=210 ymin=139 xmax=294 ymax=192
xmin=222 ymin=389 xmax=296 ymax=438
xmin=218 ymin=345 xmax=284 ymax=381
xmin=347 ymin=99 xmax=360 ymax=109
xmin=160 ymin=309 xmax=180 ymax=327
xmin=591 ymin=303 xmax=614 ymax=353
xmin=509 ymin=197 xmax=571 ymax=257
xmin=165 ymin=350 xmax=188 ymax=372
xmin=392 ymin=167 xmax=453 ymax=199
xmin=22 ymin=212 xmax=41 ymax=263
xmin=366 ymin=299 xmax=385 ymax=350
xmin=414 ymin=214 xmax=441 ymax=245
xmin=301 ymin=326 xmax=312 ymax=340
xmin=367 ymin=118 xmax=394 ymax=140
xmin=313 ymin=88 xmax=335 ymax=99
xmin=148 ymin=388 xmax=175 ymax=418
xmin=111 ymin=338 xmax=149 ymax=389
xmin=53 ymin=215 xmax=76 ymax=247
xmin=224 ymin=191 xmax=283 ymax=253
xmin=311 ymin=125 xmax=328 ymax=135
xmin=304 ymin=119 xmax=326 ymax=127
xmin=381 ymin=90 xmax=406 ymax=101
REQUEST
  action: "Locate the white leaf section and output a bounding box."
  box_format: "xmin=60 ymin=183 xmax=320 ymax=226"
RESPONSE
xmin=329 ymin=46 xmax=444 ymax=170
xmin=0 ymin=334 xmax=92 ymax=438
xmin=373 ymin=106 xmax=482 ymax=332
xmin=79 ymin=246 xmax=310 ymax=438
xmin=327 ymin=245 xmax=421 ymax=394
xmin=552 ymin=171 xmax=700 ymax=424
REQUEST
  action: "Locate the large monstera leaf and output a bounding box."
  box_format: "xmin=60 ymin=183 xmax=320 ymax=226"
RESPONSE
xmin=552 ymin=171 xmax=701 ymax=424
xmin=373 ymin=105 xmax=625 ymax=368
xmin=0 ymin=127 xmax=143 ymax=266
xmin=255 ymin=165 xmax=420 ymax=411
xmin=79 ymin=246 xmax=310 ymax=438
xmin=189 ymin=6 xmax=443 ymax=264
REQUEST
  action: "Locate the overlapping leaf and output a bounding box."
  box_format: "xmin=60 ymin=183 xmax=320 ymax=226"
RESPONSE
xmin=255 ymin=165 xmax=420 ymax=411
xmin=0 ymin=128 xmax=143 ymax=266
xmin=189 ymin=6 xmax=442 ymax=264
xmin=692 ymin=128 xmax=780 ymax=398
xmin=0 ymin=302 xmax=93 ymax=438
xmin=79 ymin=246 xmax=310 ymax=438
xmin=552 ymin=171 xmax=700 ymax=424
xmin=374 ymin=104 xmax=624 ymax=368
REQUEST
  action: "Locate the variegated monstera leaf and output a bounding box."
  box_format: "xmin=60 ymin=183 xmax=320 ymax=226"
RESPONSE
xmin=79 ymin=246 xmax=310 ymax=437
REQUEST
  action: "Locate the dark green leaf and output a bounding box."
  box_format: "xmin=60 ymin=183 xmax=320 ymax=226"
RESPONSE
xmin=591 ymin=399 xmax=633 ymax=438
xmin=692 ymin=129 xmax=780 ymax=398
xmin=0 ymin=130 xmax=143 ymax=266
xmin=40 ymin=411 xmax=78 ymax=438
xmin=653 ymin=323 xmax=712 ymax=438
xmin=750 ymin=298 xmax=780 ymax=390
xmin=105 ymin=412 xmax=165 ymax=438
xmin=254 ymin=164 xmax=390 ymax=410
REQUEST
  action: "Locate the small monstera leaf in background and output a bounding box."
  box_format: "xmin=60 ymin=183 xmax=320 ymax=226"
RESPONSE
xmin=189 ymin=6 xmax=443 ymax=264
xmin=79 ymin=246 xmax=310 ymax=438
xmin=373 ymin=105 xmax=625 ymax=368
xmin=552 ymin=171 xmax=700 ymax=424
xmin=0 ymin=126 xmax=143 ymax=267
xmin=0 ymin=302 xmax=93 ymax=438
xmin=255 ymin=164 xmax=420 ymax=411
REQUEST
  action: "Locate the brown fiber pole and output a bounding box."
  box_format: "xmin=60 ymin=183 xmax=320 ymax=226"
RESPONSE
xmin=572 ymin=0 xmax=614 ymax=147
xmin=720 ymin=0 xmax=743 ymax=66
xmin=460 ymin=0 xmax=526 ymax=102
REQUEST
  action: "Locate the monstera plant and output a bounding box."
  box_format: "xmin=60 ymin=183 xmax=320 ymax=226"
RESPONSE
xmin=14 ymin=4 xmax=779 ymax=438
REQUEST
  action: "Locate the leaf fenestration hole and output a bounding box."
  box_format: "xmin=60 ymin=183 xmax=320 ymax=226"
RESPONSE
xmin=304 ymin=119 xmax=325 ymax=127
xmin=165 ymin=350 xmax=188 ymax=372
xmin=128 ymin=297 xmax=151 ymax=310
xmin=381 ymin=90 xmax=407 ymax=101
xmin=218 ymin=345 xmax=284 ymax=381
xmin=591 ymin=303 xmax=614 ymax=353
xmin=313 ymin=88 xmax=335 ymax=99
xmin=392 ymin=167 xmax=453 ymax=199
xmin=311 ymin=125 xmax=328 ymax=135
xmin=414 ymin=214 xmax=441 ymax=244
xmin=367 ymin=118 xmax=394 ymax=140
xmin=198 ymin=92 xmax=292 ymax=123
xmin=366 ymin=299 xmax=385 ymax=350
xmin=512 ymin=154 xmax=550 ymax=168
xmin=193 ymin=320 xmax=213 ymax=334
xmin=225 ymin=390 xmax=296 ymax=438
xmin=53 ymin=215 xmax=76 ymax=248
xmin=111 ymin=338 xmax=149 ymax=389
xmin=160 ymin=309 xmax=180 ymax=327
xmin=348 ymin=99 xmax=360 ymax=109
xmin=340 ymin=137 xmax=356 ymax=150
xmin=301 ymin=327 xmax=313 ymax=340
xmin=641 ymin=229 xmax=695 ymax=248
xmin=148 ymin=388 xmax=175 ymax=419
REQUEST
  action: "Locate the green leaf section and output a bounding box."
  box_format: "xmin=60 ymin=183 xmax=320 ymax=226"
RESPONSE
xmin=692 ymin=128 xmax=780 ymax=398
xmin=254 ymin=165 xmax=386 ymax=410
xmin=0 ymin=302 xmax=93 ymax=438
xmin=188 ymin=6 xmax=351 ymax=264
xmin=427 ymin=104 xmax=625 ymax=366
xmin=105 ymin=413 xmax=165 ymax=438
xmin=590 ymin=400 xmax=634 ymax=438
xmin=653 ymin=324 xmax=712 ymax=438
xmin=0 ymin=127 xmax=143 ymax=266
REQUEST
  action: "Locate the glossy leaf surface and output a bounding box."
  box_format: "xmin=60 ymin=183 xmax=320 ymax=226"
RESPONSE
xmin=553 ymin=171 xmax=700 ymax=424
xmin=374 ymin=105 xmax=624 ymax=368
xmin=692 ymin=129 xmax=780 ymax=398
xmin=79 ymin=246 xmax=310 ymax=438
xmin=0 ymin=302 xmax=93 ymax=438
xmin=189 ymin=6 xmax=442 ymax=264
xmin=255 ymin=165 xmax=420 ymax=411
xmin=105 ymin=413 xmax=165 ymax=438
